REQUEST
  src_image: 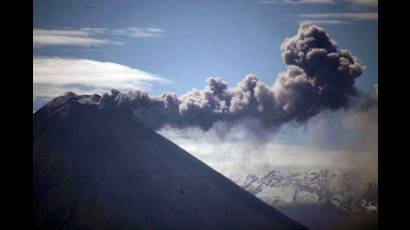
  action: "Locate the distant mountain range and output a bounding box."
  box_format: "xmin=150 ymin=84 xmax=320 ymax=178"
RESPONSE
xmin=232 ymin=169 xmax=378 ymax=230
xmin=33 ymin=92 xmax=307 ymax=229
xmin=233 ymin=169 xmax=378 ymax=213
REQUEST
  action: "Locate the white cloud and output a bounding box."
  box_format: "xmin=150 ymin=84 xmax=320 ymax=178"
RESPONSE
xmin=298 ymin=12 xmax=378 ymax=21
xmin=33 ymin=57 xmax=170 ymax=99
xmin=258 ymin=0 xmax=378 ymax=7
xmin=112 ymin=27 xmax=166 ymax=38
xmin=33 ymin=29 xmax=122 ymax=47
xmin=298 ymin=19 xmax=349 ymax=25
xmin=78 ymin=28 xmax=109 ymax=34
xmin=159 ymin=124 xmax=376 ymax=180
xmin=158 ymin=104 xmax=377 ymax=183
xmin=259 ymin=0 xmax=336 ymax=4
xmin=295 ymin=12 xmax=378 ymax=25
xmin=33 ymin=27 xmax=166 ymax=47
xmin=347 ymin=0 xmax=378 ymax=7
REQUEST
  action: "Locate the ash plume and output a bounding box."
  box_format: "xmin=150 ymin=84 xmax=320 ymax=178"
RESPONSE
xmin=95 ymin=23 xmax=365 ymax=131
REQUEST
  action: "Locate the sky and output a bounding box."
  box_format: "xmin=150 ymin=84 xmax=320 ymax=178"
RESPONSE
xmin=33 ymin=0 xmax=378 ymax=182
xmin=33 ymin=0 xmax=377 ymax=108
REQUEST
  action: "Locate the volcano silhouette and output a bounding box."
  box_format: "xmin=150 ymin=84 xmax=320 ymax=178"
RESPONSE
xmin=33 ymin=92 xmax=307 ymax=229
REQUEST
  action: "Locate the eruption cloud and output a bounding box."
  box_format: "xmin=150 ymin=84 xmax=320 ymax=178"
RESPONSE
xmin=94 ymin=23 xmax=365 ymax=131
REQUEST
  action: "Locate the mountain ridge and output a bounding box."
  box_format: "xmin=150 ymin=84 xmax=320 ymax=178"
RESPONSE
xmin=233 ymin=169 xmax=378 ymax=213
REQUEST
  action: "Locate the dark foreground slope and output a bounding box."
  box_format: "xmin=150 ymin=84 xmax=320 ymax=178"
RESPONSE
xmin=33 ymin=93 xmax=307 ymax=230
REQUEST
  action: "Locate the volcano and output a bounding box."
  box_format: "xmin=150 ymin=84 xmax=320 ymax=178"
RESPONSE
xmin=33 ymin=92 xmax=307 ymax=229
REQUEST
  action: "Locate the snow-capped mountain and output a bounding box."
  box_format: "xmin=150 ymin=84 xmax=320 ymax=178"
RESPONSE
xmin=233 ymin=169 xmax=378 ymax=213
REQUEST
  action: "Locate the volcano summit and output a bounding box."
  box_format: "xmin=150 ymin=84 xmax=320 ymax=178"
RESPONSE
xmin=33 ymin=92 xmax=306 ymax=229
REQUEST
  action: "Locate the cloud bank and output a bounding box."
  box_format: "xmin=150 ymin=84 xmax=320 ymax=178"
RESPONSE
xmin=159 ymin=84 xmax=378 ymax=183
xmin=97 ymin=23 xmax=365 ymax=132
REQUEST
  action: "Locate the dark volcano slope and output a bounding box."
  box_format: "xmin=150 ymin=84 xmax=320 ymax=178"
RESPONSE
xmin=33 ymin=93 xmax=307 ymax=230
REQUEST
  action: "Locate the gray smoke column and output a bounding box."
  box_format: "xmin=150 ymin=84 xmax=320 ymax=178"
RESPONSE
xmin=98 ymin=23 xmax=365 ymax=131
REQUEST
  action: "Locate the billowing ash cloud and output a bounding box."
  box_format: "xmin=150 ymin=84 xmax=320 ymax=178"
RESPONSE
xmin=97 ymin=23 xmax=365 ymax=131
xmin=277 ymin=23 xmax=364 ymax=116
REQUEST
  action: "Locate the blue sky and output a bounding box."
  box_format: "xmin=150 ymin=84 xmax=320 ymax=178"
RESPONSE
xmin=33 ymin=0 xmax=377 ymax=111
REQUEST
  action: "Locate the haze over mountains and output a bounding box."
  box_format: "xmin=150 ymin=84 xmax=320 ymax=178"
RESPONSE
xmin=33 ymin=93 xmax=307 ymax=229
